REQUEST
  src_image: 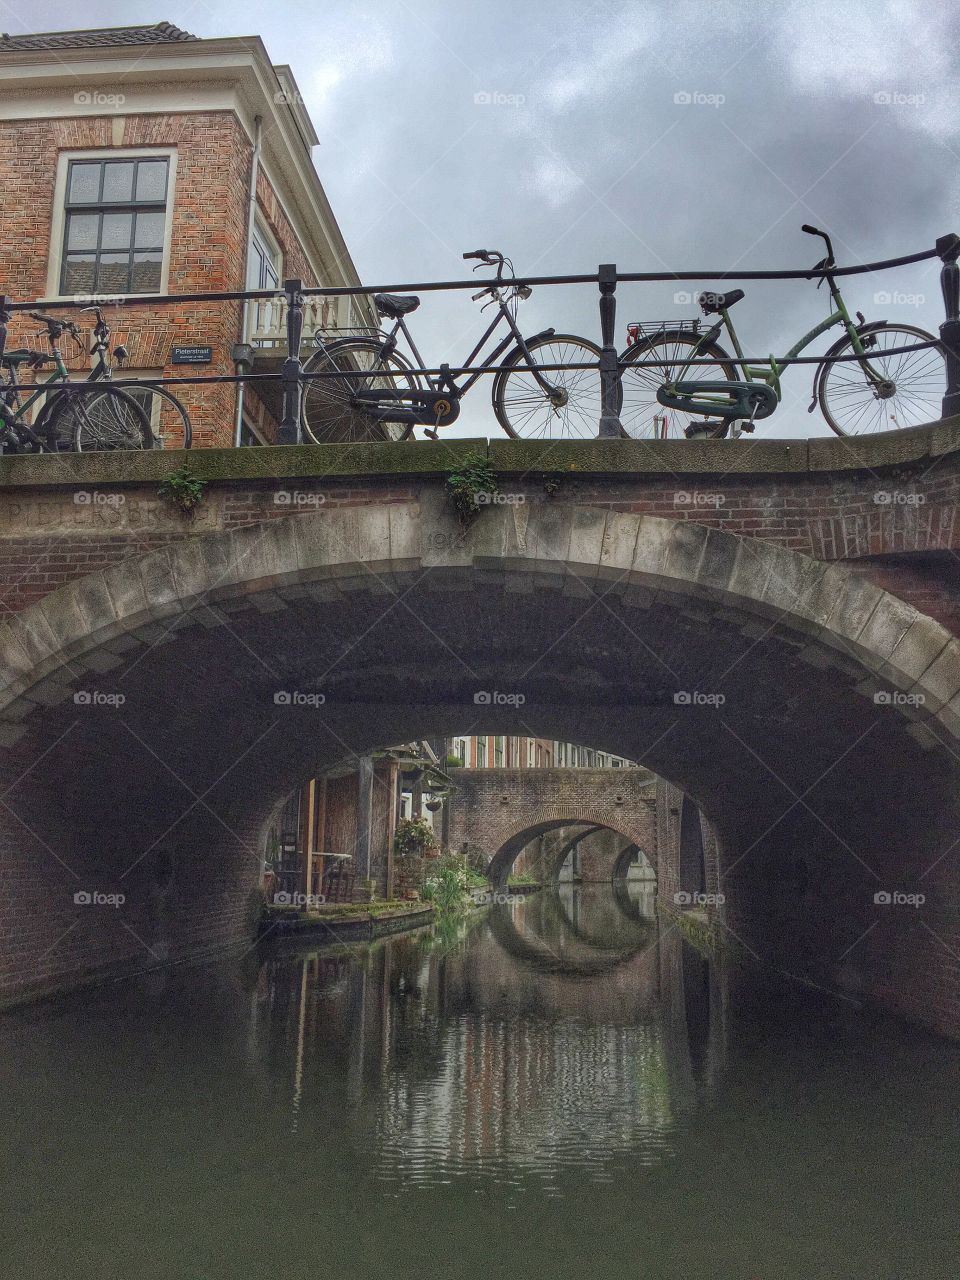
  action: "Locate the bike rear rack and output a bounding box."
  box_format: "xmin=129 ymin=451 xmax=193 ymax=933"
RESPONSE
xmin=311 ymin=324 xmax=385 ymax=344
xmin=625 ymin=318 xmax=701 ymax=346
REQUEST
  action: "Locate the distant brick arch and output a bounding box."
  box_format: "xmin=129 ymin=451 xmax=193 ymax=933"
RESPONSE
xmin=444 ymin=768 xmax=657 ymax=886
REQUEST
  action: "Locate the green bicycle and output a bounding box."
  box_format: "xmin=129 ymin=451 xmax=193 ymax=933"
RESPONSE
xmin=619 ymin=225 xmax=945 ymax=438
xmin=0 ymin=310 xmax=151 ymax=453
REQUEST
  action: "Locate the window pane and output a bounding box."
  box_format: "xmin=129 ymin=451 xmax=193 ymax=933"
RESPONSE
xmin=102 ymin=161 xmax=134 ymax=203
xmin=63 ymin=254 xmax=96 ymax=294
xmin=101 ymin=212 xmax=133 ymax=251
xmin=135 ymin=160 xmax=167 ymax=202
xmin=66 ymin=212 xmax=99 ymax=251
xmin=132 ymin=252 xmax=162 ymax=292
xmin=134 ymin=211 xmax=164 ymax=249
xmin=68 ymin=163 xmax=101 ymax=204
xmin=98 ymin=253 xmax=130 ymax=294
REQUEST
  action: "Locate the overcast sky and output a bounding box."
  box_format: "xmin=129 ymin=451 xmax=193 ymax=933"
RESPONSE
xmin=15 ymin=0 xmax=960 ymax=437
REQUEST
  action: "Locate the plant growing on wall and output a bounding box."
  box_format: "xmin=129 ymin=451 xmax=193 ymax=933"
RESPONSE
xmin=158 ymin=464 xmax=207 ymax=516
xmin=394 ymin=816 xmax=438 ymax=859
xmin=445 ymin=452 xmax=500 ymax=528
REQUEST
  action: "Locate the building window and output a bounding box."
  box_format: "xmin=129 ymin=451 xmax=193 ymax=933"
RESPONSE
xmin=248 ymin=219 xmax=282 ymax=291
xmin=494 ymin=736 xmax=504 ymax=767
xmin=60 ymin=157 xmax=169 ymax=296
xmin=477 ymin=737 xmax=487 ymax=767
xmin=239 ymin=417 xmax=264 ymax=447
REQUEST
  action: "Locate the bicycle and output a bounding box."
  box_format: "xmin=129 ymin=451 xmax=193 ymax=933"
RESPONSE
xmin=618 ymin=225 xmax=945 ymax=438
xmin=82 ymin=306 xmax=192 ymax=449
xmin=299 ymin=249 xmax=602 ymax=442
xmin=0 ymin=309 xmax=151 ymax=453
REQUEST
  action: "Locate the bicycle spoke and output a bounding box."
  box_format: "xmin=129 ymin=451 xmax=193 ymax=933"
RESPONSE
xmin=821 ymin=325 xmax=945 ymax=435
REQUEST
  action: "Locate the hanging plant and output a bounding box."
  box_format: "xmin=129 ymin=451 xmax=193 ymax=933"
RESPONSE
xmin=394 ymin=816 xmax=438 ymax=859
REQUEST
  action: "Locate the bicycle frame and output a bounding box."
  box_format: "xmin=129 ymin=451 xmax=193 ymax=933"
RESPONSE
xmin=320 ymin=285 xmax=560 ymax=426
xmin=651 ymin=272 xmax=888 ymax=412
xmin=0 ymin=349 xmax=70 ymax=432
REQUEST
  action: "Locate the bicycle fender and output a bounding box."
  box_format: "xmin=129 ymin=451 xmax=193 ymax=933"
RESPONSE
xmin=506 ymin=328 xmax=556 ymax=362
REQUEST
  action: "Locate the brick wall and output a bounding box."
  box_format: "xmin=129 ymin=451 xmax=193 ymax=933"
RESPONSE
xmin=445 ymin=767 xmax=658 ymax=881
xmin=2 ymin=462 xmax=959 ymax=632
xmin=0 ymin=110 xmax=326 ymax=448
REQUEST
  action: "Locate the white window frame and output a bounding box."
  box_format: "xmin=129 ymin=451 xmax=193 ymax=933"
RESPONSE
xmin=46 ymin=147 xmax=178 ymax=300
xmin=248 ymin=215 xmax=283 ymax=290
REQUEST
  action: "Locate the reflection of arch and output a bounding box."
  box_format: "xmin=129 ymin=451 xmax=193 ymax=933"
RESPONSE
xmin=544 ymin=885 xmax=654 ymax=949
xmin=679 ymin=795 xmax=706 ymax=901
xmin=487 ymin=816 xmax=653 ymax=887
xmin=485 ymin=900 xmax=650 ymax=977
xmin=612 ymin=874 xmax=656 ymax=922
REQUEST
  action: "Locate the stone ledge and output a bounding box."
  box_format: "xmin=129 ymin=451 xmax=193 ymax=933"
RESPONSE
xmin=0 ymin=416 xmax=957 ymax=489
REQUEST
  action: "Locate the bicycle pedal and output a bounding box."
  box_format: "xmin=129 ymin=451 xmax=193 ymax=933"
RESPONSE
xmin=423 ymin=428 xmax=439 ymax=440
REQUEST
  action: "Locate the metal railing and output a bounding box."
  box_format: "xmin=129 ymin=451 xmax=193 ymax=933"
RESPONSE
xmin=0 ymin=230 xmax=958 ymax=444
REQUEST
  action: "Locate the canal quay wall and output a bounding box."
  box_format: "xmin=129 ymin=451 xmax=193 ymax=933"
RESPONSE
xmin=3 ymin=431 xmax=960 ymax=1036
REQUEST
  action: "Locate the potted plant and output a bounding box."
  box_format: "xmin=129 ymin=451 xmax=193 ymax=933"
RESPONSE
xmin=394 ymin=816 xmax=438 ymax=860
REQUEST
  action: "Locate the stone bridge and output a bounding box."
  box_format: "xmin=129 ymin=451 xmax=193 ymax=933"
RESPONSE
xmin=3 ymin=427 xmax=960 ymax=1039
xmin=443 ymin=765 xmax=657 ymax=885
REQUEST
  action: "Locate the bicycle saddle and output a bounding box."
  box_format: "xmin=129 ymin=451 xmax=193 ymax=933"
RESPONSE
xmin=373 ymin=293 xmax=420 ymax=318
xmin=699 ymin=289 xmax=745 ymax=313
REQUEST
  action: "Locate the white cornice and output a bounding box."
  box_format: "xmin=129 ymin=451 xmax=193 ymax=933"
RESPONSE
xmin=0 ymin=37 xmax=369 ymax=300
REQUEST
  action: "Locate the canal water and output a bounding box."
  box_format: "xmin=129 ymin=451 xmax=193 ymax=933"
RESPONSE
xmin=3 ymin=885 xmax=960 ymax=1279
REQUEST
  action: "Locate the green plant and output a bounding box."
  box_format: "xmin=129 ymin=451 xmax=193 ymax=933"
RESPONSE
xmin=422 ymin=851 xmax=472 ymax=914
xmin=445 ymin=753 xmax=464 ymax=768
xmin=508 ymin=870 xmax=538 ymax=886
xmin=445 ymin=452 xmax=499 ymax=527
xmin=394 ymin=816 xmax=438 ymax=859
xmin=158 ymin=464 xmax=207 ymax=515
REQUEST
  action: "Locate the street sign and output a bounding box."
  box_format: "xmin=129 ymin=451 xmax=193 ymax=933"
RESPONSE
xmin=171 ymin=345 xmax=213 ymax=364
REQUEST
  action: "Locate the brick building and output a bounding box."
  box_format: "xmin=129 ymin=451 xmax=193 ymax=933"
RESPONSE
xmin=0 ymin=21 xmax=374 ymax=446
xmin=447 ymin=734 xmax=636 ymax=769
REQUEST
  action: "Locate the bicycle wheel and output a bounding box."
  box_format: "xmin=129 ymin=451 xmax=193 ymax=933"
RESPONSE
xmin=817 ymin=323 xmax=944 ymax=435
xmin=301 ymin=339 xmax=420 ymax=443
xmin=619 ymin=331 xmax=739 ymax=438
xmin=51 ymin=385 xmax=152 ymax=451
xmin=119 ymin=383 xmax=192 ymax=449
xmin=492 ymin=334 xmax=601 ymax=439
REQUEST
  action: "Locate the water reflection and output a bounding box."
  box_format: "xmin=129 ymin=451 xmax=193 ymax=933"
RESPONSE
xmin=6 ymin=885 xmax=960 ymax=1278
xmin=249 ymin=886 xmax=724 ymax=1186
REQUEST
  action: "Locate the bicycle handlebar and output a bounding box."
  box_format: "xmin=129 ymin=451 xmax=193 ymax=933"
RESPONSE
xmin=802 ymin=223 xmax=836 ymax=269
xmin=28 ymin=310 xmax=81 ymax=339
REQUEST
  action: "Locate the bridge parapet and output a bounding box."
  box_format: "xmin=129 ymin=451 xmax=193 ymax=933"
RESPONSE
xmin=3 ymin=427 xmax=960 ymax=629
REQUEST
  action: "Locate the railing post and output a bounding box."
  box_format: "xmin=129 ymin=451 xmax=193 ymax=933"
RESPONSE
xmin=937 ymin=234 xmax=960 ymax=420
xmin=0 ymin=295 xmax=9 ymax=362
xmin=597 ymin=263 xmax=624 ymax=437
xmin=279 ymin=278 xmax=304 ymax=445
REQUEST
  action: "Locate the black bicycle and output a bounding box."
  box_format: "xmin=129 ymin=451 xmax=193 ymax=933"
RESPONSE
xmin=0 ymin=310 xmax=151 ymax=453
xmin=300 ymin=249 xmax=602 ymax=441
xmin=82 ymin=306 xmax=192 ymax=449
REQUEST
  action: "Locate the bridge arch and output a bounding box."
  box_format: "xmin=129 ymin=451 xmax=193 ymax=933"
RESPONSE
xmin=2 ymin=501 xmax=960 ymax=1034
xmin=485 ymin=813 xmax=654 ymax=887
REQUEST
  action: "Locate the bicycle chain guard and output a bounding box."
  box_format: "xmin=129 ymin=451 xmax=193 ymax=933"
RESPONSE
xmin=656 ymin=379 xmax=779 ymax=421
